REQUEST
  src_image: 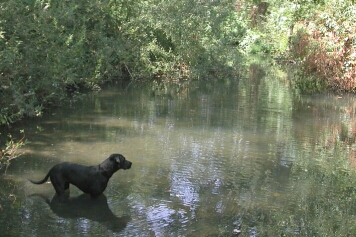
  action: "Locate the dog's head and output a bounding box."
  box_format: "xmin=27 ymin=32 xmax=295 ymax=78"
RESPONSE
xmin=110 ymin=154 xmax=132 ymax=170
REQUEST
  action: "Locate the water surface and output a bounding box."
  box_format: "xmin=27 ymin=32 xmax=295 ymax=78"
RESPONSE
xmin=2 ymin=65 xmax=356 ymax=236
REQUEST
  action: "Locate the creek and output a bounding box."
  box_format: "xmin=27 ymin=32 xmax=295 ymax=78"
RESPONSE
xmin=2 ymin=64 xmax=356 ymax=236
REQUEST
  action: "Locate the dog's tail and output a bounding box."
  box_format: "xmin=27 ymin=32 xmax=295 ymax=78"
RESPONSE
xmin=28 ymin=173 xmax=50 ymax=184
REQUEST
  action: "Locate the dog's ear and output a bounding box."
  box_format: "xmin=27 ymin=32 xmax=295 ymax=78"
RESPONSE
xmin=114 ymin=154 xmax=125 ymax=164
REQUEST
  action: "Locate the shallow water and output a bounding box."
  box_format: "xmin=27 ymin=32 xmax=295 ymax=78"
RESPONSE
xmin=2 ymin=66 xmax=356 ymax=236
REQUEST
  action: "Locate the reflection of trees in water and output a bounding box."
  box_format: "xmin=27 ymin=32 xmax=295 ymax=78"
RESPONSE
xmin=8 ymin=65 xmax=356 ymax=235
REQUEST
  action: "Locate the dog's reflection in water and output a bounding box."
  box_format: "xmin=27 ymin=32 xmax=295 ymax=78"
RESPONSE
xmin=46 ymin=194 xmax=130 ymax=233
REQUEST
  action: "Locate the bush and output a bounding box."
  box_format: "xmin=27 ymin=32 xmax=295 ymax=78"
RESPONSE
xmin=1 ymin=0 xmax=245 ymax=125
xmin=288 ymin=1 xmax=356 ymax=92
xmin=0 ymin=132 xmax=25 ymax=172
xmin=0 ymin=0 xmax=127 ymax=124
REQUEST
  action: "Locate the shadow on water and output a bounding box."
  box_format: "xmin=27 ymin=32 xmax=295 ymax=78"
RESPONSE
xmin=29 ymin=193 xmax=131 ymax=233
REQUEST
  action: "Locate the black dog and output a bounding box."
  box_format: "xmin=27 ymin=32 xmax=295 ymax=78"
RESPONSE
xmin=28 ymin=154 xmax=132 ymax=197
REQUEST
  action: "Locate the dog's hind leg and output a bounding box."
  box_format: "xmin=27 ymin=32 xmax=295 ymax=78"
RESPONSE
xmin=50 ymin=176 xmax=66 ymax=196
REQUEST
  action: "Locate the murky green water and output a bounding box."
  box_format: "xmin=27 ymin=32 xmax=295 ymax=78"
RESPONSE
xmin=2 ymin=65 xmax=356 ymax=236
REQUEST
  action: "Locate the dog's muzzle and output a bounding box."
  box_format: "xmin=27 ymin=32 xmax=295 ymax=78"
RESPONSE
xmin=123 ymin=161 xmax=132 ymax=170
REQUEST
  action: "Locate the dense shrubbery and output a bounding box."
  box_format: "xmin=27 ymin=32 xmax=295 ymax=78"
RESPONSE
xmin=0 ymin=0 xmax=244 ymax=125
xmin=1 ymin=0 xmax=356 ymax=126
xmin=232 ymin=0 xmax=356 ymax=93
xmin=0 ymin=0 xmax=130 ymax=124
xmin=285 ymin=0 xmax=356 ymax=93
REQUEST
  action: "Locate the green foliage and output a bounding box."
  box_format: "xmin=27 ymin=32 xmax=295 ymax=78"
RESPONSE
xmin=0 ymin=131 xmax=25 ymax=172
xmin=115 ymin=0 xmax=244 ymax=79
xmin=2 ymin=0 xmax=355 ymax=125
xmin=240 ymin=0 xmax=356 ymax=93
xmin=288 ymin=0 xmax=356 ymax=93
xmin=291 ymin=71 xmax=328 ymax=94
xmin=0 ymin=0 xmax=246 ymax=125
xmin=0 ymin=0 xmax=126 ymax=124
xmin=232 ymin=1 xmax=294 ymax=55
